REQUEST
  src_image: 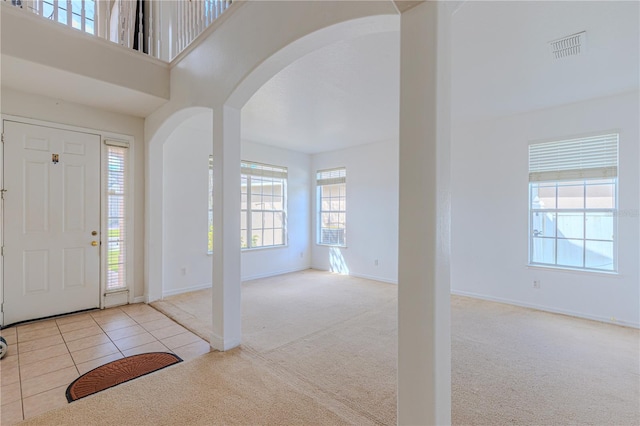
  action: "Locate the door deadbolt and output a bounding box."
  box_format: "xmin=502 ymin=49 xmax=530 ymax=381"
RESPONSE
xmin=91 ymin=231 xmax=98 ymax=236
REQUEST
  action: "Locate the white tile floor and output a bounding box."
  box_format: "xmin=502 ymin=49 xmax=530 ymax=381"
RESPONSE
xmin=0 ymin=304 xmax=211 ymax=425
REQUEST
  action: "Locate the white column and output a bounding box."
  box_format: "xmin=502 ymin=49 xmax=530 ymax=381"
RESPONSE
xmin=398 ymin=2 xmax=452 ymax=425
xmin=211 ymin=105 xmax=242 ymax=351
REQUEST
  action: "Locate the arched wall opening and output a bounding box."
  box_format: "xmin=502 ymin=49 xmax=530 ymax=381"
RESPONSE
xmin=145 ymin=106 xmax=213 ymax=302
xmin=145 ymin=13 xmax=400 ymax=305
xmin=143 ymin=2 xmax=452 ymax=422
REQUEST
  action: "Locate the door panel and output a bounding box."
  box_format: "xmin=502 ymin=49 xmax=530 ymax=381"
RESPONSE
xmin=3 ymin=121 xmax=101 ymax=325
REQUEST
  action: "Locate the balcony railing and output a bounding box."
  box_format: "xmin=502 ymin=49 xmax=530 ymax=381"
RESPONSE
xmin=3 ymin=0 xmax=232 ymax=61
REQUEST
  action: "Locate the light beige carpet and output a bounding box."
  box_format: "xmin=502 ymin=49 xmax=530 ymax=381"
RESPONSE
xmin=21 ymin=348 xmax=363 ymax=426
xmin=22 ymin=269 xmax=640 ymax=425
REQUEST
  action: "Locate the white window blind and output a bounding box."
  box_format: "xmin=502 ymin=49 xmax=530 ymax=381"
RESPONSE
xmin=241 ymin=161 xmax=287 ymax=179
xmin=529 ymin=133 xmax=618 ymax=182
xmin=317 ymin=167 xmax=347 ymax=186
xmin=105 ymin=140 xmax=128 ymax=291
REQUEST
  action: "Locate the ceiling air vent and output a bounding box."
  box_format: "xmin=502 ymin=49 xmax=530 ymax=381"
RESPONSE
xmin=549 ymin=31 xmax=586 ymax=59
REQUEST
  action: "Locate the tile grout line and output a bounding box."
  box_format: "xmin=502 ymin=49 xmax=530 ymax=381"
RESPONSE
xmin=57 ymin=319 xmax=81 ymax=378
xmin=91 ymin=308 xmax=127 ymax=363
xmin=125 ymin=310 xmax=174 ymax=354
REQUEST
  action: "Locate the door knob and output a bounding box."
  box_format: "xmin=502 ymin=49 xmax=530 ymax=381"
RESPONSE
xmin=91 ymin=241 xmax=98 ymax=246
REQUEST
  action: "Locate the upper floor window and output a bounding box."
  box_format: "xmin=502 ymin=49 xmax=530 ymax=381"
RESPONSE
xmin=37 ymin=0 xmax=97 ymax=35
xmin=317 ymin=167 xmax=346 ymax=246
xmin=528 ymin=133 xmax=618 ymax=272
xmin=241 ymin=161 xmax=287 ymax=249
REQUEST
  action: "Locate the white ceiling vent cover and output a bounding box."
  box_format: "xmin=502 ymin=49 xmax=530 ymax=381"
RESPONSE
xmin=549 ymin=31 xmax=587 ymax=59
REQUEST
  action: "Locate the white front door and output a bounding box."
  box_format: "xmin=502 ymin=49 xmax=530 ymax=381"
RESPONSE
xmin=3 ymin=121 xmax=101 ymax=325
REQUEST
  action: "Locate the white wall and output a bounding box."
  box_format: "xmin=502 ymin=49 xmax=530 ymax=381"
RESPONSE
xmin=1 ymin=87 xmax=146 ymax=299
xmin=311 ymin=140 xmax=399 ymax=283
xmin=241 ymin=140 xmax=311 ymax=280
xmin=162 ymin=128 xmax=311 ymax=293
xmin=451 ymin=91 xmax=640 ymax=327
xmin=162 ymin=112 xmax=213 ymax=296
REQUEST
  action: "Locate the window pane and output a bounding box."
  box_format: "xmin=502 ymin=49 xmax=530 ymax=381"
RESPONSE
xmin=274 ymin=212 xmax=284 ymax=228
xmin=531 ymin=237 xmax=555 ymax=264
xmin=71 ymin=0 xmax=82 ymax=29
xmin=586 ymin=183 xmax=615 ymax=209
xmin=263 ymin=195 xmax=273 ymax=210
xmin=85 ymin=17 xmax=95 ymax=34
xmin=264 ymin=212 xmax=274 ymax=228
xmin=251 ymin=232 xmax=261 ymax=247
xmin=273 ymin=196 xmax=283 ymax=210
xmin=241 ymin=230 xmax=248 ymax=248
xmin=274 ymin=183 xmax=283 ymax=197
xmin=557 ymin=212 xmax=584 ymax=239
xmin=531 ymin=183 xmax=556 ymax=209
xmin=274 ymin=229 xmax=284 ymax=245
xmin=585 ymin=241 xmax=614 ymax=270
xmin=263 ymin=229 xmax=274 ymax=246
xmin=557 ymin=239 xmax=584 ymax=268
xmin=58 ymin=4 xmax=68 ymax=25
xmin=531 ymin=211 xmax=555 ymax=238
xmin=252 ymin=212 xmax=263 ymax=230
xmin=106 ymin=146 xmax=127 ymax=290
xmin=557 ymin=183 xmax=584 ymax=209
xmin=585 ymin=212 xmax=614 ymax=241
xmin=43 ymin=1 xmax=54 ymax=18
xmin=240 ymin=211 xmax=247 ymax=230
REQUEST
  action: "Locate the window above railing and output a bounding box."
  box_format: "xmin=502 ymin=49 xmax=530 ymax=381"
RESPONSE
xmin=3 ymin=0 xmax=232 ymax=62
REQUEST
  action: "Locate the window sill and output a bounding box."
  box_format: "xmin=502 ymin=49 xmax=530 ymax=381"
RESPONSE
xmin=316 ymin=243 xmax=347 ymax=248
xmin=527 ymin=264 xmax=619 ymax=277
xmin=241 ymin=244 xmax=288 ymax=252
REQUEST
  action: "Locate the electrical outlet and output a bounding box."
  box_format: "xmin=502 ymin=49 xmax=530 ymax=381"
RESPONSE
xmin=374 ymin=259 xmax=379 ymax=266
xmin=300 ymin=252 xmax=304 ymax=258
xmin=533 ymin=280 xmax=540 ymax=289
xmin=181 ymin=267 xmax=188 ymax=276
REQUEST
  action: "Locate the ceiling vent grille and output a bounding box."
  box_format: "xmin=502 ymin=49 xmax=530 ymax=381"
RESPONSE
xmin=549 ymin=31 xmax=586 ymax=59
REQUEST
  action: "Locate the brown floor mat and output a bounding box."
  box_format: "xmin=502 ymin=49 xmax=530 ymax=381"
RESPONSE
xmin=66 ymin=352 xmax=182 ymax=402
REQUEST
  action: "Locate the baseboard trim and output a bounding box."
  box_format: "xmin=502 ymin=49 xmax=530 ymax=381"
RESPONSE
xmin=451 ymin=289 xmax=640 ymax=329
xmin=349 ymin=272 xmax=398 ymax=285
xmin=242 ymin=267 xmax=310 ymax=282
xmin=163 ymin=283 xmax=212 ymax=298
xmin=133 ymin=296 xmax=146 ymax=304
xmin=310 ymin=266 xmax=398 ymax=285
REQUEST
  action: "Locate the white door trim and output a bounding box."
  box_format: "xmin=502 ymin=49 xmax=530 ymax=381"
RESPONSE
xmin=1 ymin=115 xmax=136 ymax=325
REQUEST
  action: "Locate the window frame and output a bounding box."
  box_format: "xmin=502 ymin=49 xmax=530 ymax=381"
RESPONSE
xmin=104 ymin=140 xmax=130 ymax=292
xmin=316 ymin=167 xmax=347 ymax=247
xmin=208 ymin=155 xmax=213 ymax=254
xmin=241 ymin=161 xmax=288 ymax=250
xmin=527 ymin=133 xmax=619 ymax=273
